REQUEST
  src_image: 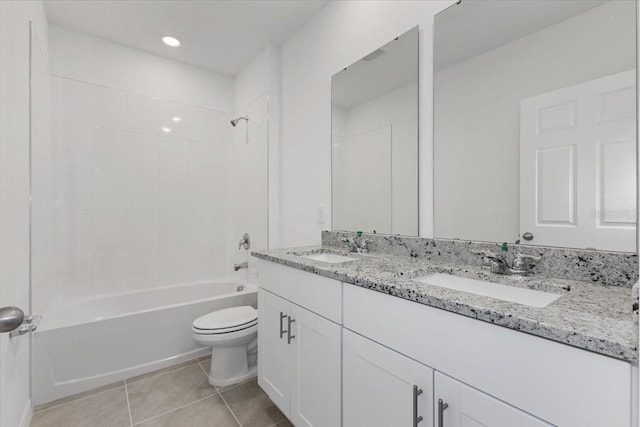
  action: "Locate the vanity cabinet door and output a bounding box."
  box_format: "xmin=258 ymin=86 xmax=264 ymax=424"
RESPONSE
xmin=434 ymin=372 xmax=552 ymax=427
xmin=258 ymin=289 xmax=291 ymax=415
xmin=343 ymin=329 xmax=434 ymax=427
xmin=289 ymin=304 xmax=341 ymax=427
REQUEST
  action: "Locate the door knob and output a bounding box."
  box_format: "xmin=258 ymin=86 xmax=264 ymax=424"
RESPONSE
xmin=522 ymin=232 xmax=534 ymax=241
xmin=0 ymin=306 xmax=24 ymax=333
xmin=0 ymin=306 xmax=40 ymax=338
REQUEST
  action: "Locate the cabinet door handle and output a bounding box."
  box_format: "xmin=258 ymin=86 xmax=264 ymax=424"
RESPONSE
xmin=287 ymin=316 xmax=296 ymax=344
xmin=279 ymin=312 xmax=287 ymax=339
xmin=437 ymin=398 xmax=449 ymax=427
xmin=412 ymin=385 xmax=423 ymax=426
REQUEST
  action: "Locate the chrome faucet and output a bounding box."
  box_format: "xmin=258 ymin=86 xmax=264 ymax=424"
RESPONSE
xmin=234 ymin=262 xmax=248 ymax=272
xmin=341 ymin=237 xmax=372 ymax=254
xmin=238 ymin=233 xmax=250 ymax=250
xmin=474 ymin=248 xmax=541 ymax=276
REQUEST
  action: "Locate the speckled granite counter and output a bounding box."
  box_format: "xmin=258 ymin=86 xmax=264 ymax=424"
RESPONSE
xmin=252 ymin=245 xmax=638 ymax=363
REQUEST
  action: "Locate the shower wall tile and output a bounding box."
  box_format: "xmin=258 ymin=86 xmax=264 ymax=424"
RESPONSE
xmin=91 ymin=128 xmax=126 ymax=171
xmin=92 ymin=169 xmax=127 ymax=211
xmin=48 ymin=75 xmax=233 ymax=305
xmin=52 ymin=123 xmax=92 ymax=168
xmin=159 ymin=175 xmax=188 ymax=211
xmin=159 ymin=137 xmax=187 ymax=174
xmin=92 ymin=86 xmax=127 ymax=130
xmin=126 ymin=133 xmax=159 ymax=174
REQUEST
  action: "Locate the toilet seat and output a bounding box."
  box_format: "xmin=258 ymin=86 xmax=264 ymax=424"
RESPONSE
xmin=192 ymin=306 xmax=257 ymax=335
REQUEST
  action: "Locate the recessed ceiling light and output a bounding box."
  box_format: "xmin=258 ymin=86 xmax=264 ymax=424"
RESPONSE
xmin=162 ymin=36 xmax=181 ymax=47
xmin=172 ymin=117 xmax=182 ymax=123
xmin=161 ymin=126 xmax=172 ymax=133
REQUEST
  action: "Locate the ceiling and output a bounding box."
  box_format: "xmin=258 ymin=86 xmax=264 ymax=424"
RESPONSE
xmin=44 ymin=0 xmax=328 ymax=76
xmin=434 ymin=0 xmax=608 ymax=71
xmin=332 ymin=27 xmax=419 ymax=110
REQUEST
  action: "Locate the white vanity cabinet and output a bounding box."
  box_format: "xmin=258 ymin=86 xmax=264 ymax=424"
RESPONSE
xmin=343 ymin=329 xmax=433 ymax=427
xmin=258 ymin=261 xmax=342 ymax=427
xmin=343 ymin=283 xmax=633 ymax=427
xmin=434 ymin=373 xmax=551 ymax=427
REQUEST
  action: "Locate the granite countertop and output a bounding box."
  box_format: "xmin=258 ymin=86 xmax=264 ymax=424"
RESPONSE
xmin=252 ymin=245 xmax=638 ymax=363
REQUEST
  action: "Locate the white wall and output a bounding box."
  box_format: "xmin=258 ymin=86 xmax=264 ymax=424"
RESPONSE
xmin=232 ymin=46 xmax=281 ymax=283
xmin=0 ymin=2 xmax=49 ymax=425
xmin=280 ymin=0 xmax=453 ymax=247
xmin=46 ymin=27 xmax=235 ymax=308
xmin=434 ymin=1 xmax=636 ymax=243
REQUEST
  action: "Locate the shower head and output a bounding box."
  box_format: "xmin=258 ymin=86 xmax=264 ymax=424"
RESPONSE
xmin=230 ymin=116 xmax=249 ymax=127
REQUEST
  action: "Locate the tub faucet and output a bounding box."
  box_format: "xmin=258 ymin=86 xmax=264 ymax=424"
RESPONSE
xmin=238 ymin=233 xmax=250 ymax=250
xmin=234 ymin=262 xmax=248 ymax=271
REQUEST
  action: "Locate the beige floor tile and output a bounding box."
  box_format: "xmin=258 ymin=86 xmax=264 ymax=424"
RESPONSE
xmin=127 ymin=359 xmax=199 ymax=384
xmin=136 ymin=395 xmax=238 ymax=427
xmin=221 ymin=380 xmax=285 ymax=427
xmin=30 ymin=387 xmax=130 ymax=427
xmin=272 ymin=418 xmax=294 ymax=427
xmin=127 ymin=363 xmax=216 ymax=424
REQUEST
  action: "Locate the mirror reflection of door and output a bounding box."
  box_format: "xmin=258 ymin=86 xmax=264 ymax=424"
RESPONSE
xmin=434 ymin=0 xmax=637 ymax=252
xmin=520 ymin=70 xmax=636 ymax=252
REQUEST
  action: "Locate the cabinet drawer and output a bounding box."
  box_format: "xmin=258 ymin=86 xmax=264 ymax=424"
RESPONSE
xmin=343 ymin=283 xmax=632 ymax=427
xmin=257 ymin=260 xmax=342 ymax=324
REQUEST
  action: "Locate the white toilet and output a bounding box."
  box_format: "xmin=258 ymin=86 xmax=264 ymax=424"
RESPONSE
xmin=192 ymin=306 xmax=258 ymax=387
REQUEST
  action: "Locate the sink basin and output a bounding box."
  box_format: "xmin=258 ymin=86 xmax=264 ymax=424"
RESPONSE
xmin=414 ymin=273 xmax=562 ymax=308
xmin=298 ymin=252 xmax=358 ymax=264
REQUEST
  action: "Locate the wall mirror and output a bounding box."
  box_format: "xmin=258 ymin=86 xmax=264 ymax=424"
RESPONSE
xmin=332 ymin=26 xmax=419 ymax=236
xmin=434 ymin=0 xmax=637 ymax=252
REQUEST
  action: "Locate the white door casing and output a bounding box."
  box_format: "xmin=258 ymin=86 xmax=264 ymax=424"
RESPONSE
xmin=520 ymin=69 xmax=636 ymax=251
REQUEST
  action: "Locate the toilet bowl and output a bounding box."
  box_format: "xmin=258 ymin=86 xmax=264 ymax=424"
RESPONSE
xmin=192 ymin=306 xmax=258 ymax=387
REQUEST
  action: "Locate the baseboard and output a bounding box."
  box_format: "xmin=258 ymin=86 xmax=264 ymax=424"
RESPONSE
xmin=19 ymin=398 xmax=33 ymax=427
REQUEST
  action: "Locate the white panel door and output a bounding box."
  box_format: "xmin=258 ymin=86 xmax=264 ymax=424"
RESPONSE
xmin=343 ymin=125 xmax=392 ymax=234
xmin=289 ymin=305 xmax=341 ymax=427
xmin=258 ymin=289 xmax=291 ymax=415
xmin=343 ymin=329 xmax=434 ymax=427
xmin=520 ymin=69 xmax=636 ymax=251
xmin=434 ymin=372 xmax=551 ymax=427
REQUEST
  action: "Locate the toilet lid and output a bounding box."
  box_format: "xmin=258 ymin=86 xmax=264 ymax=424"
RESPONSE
xmin=193 ymin=306 xmax=257 ymax=331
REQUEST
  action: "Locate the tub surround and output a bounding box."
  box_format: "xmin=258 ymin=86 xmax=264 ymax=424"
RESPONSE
xmin=253 ymin=235 xmax=638 ymax=362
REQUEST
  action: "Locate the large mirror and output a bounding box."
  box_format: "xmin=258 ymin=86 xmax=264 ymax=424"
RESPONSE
xmin=434 ymin=0 xmax=637 ymax=252
xmin=332 ymin=26 xmax=419 ymax=236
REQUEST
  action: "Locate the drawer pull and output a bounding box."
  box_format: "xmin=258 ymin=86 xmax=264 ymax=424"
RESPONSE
xmin=287 ymin=316 xmax=296 ymax=344
xmin=413 ymin=385 xmax=423 ymax=426
xmin=437 ymin=398 xmax=449 ymax=427
xmin=279 ymin=312 xmax=287 ymax=339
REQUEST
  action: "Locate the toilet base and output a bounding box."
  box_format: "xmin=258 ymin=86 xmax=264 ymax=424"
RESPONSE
xmin=208 ymin=364 xmax=257 ymax=387
xmin=207 ymin=345 xmax=258 ymax=387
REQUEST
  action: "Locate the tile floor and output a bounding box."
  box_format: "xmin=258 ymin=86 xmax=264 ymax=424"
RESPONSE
xmin=31 ymin=356 xmax=292 ymax=427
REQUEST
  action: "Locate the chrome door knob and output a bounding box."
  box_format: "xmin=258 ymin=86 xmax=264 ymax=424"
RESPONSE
xmin=0 ymin=306 xmax=24 ymax=333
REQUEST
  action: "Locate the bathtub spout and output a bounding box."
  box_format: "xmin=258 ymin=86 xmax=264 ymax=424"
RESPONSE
xmin=234 ymin=262 xmax=248 ymax=272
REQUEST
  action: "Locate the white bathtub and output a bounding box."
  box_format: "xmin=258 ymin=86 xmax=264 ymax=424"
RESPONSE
xmin=32 ymin=281 xmax=257 ymax=405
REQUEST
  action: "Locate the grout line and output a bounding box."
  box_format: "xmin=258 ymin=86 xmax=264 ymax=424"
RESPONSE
xmin=197 ymin=360 xmax=209 ymax=377
xmin=124 ymin=379 xmax=134 ymax=427
xmin=217 ymin=387 xmax=242 ymax=427
xmin=132 ymin=394 xmax=218 ymax=426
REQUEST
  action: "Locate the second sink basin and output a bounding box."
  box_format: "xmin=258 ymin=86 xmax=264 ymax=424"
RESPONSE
xmin=414 ymin=273 xmax=563 ymax=308
xmin=295 ymin=251 xmax=358 ymax=264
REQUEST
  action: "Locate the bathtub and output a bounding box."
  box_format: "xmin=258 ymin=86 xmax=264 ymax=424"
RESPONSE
xmin=32 ymin=281 xmax=257 ymax=405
